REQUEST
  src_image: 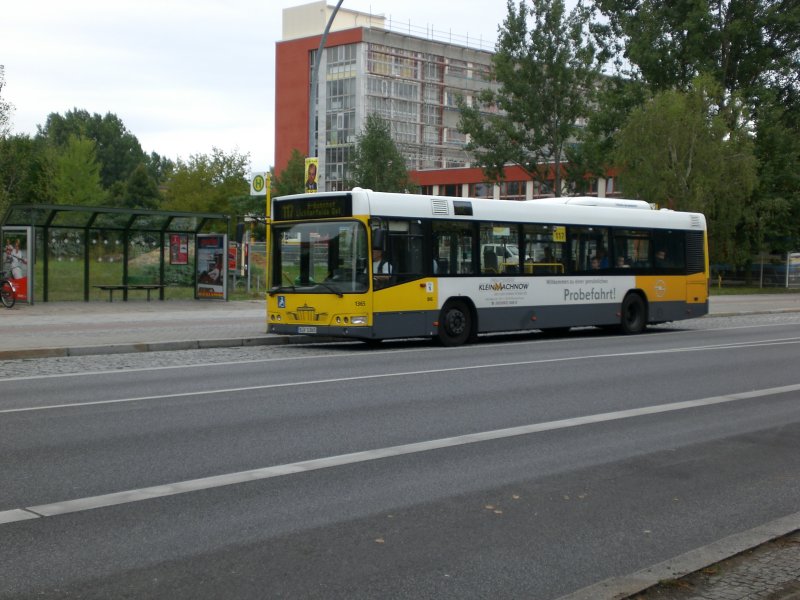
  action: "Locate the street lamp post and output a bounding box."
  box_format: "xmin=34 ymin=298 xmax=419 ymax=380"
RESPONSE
xmin=308 ymin=0 xmax=345 ymax=180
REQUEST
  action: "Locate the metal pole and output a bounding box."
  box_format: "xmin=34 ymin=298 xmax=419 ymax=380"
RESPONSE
xmin=787 ymin=251 xmax=791 ymax=289
xmin=308 ymin=0 xmax=344 ymax=163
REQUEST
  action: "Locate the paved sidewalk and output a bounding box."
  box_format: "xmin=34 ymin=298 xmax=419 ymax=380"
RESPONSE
xmin=1 ymin=294 xmax=799 ymax=599
xmin=0 ymin=299 xmax=299 ymax=359
xmin=560 ymin=513 xmax=800 ymax=600
xmin=631 ymin=530 xmax=800 ymax=599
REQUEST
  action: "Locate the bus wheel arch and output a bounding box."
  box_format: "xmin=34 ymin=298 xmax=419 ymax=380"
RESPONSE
xmin=436 ymin=298 xmax=476 ymax=346
xmin=620 ymin=291 xmax=648 ymax=334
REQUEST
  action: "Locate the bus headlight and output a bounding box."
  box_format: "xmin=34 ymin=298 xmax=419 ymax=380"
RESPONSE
xmin=351 ymin=316 xmax=367 ymax=325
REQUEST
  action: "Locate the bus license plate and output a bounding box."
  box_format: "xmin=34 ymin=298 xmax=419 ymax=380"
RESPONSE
xmin=298 ymin=326 xmax=317 ymax=334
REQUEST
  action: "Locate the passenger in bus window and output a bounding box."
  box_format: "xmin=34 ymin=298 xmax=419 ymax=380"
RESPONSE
xmin=655 ymin=248 xmax=669 ymax=268
xmin=616 ymin=255 xmax=630 ymax=268
xmin=590 ymin=256 xmax=600 ymax=270
xmin=596 ymin=247 xmax=609 ymax=268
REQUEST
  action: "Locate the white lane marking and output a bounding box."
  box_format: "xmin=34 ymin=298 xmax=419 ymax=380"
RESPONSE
xmin=5 ymin=320 xmax=800 ymax=383
xmin=1 ymin=383 xmax=798 ymax=526
xmin=4 ymin=338 xmax=800 ymax=415
xmin=0 ymin=509 xmax=40 ymax=524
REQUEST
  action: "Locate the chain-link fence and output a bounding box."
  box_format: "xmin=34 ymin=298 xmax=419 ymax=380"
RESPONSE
xmin=229 ymin=241 xmax=267 ymax=294
xmin=711 ymin=253 xmax=800 ymax=288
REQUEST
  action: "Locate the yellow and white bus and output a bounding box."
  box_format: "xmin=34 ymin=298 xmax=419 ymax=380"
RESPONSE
xmin=267 ymin=189 xmax=708 ymax=345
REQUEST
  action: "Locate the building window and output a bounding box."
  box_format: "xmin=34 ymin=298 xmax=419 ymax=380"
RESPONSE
xmin=499 ymin=181 xmax=525 ymax=200
xmin=423 ymin=54 xmax=443 ymax=81
xmin=391 ymin=120 xmax=417 ymax=144
xmin=446 ymin=58 xmax=467 ymax=78
xmin=469 ymin=182 xmax=493 ymax=198
xmin=444 ymin=129 xmax=466 ymax=146
xmin=422 ymin=104 xmax=442 ymax=126
xmin=326 ymin=75 xmax=355 ymax=147
xmin=532 ymin=180 xmax=553 ymax=198
xmin=325 ymin=146 xmax=352 ymax=192
xmin=472 ymin=63 xmax=491 ymax=83
xmin=423 ymin=126 xmax=440 ymax=145
xmin=441 ymin=184 xmax=461 ymax=197
xmin=423 ymin=84 xmax=440 ymax=104
xmin=367 ymin=44 xmax=417 ymax=78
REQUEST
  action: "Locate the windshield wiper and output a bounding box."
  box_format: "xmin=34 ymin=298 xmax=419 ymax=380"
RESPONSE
xmin=268 ymin=285 xmax=294 ymax=297
xmin=315 ymin=282 xmax=343 ymax=297
xmin=268 ymin=272 xmax=298 ymax=296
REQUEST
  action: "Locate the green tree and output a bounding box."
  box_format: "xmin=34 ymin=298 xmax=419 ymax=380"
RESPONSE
xmin=594 ymin=0 xmax=800 ymax=124
xmin=748 ymin=92 xmax=800 ymax=255
xmin=0 ymin=134 xmax=52 ymax=216
xmin=38 ymin=109 xmax=149 ymax=189
xmin=162 ymin=147 xmax=250 ymax=215
xmin=50 ymin=134 xmax=107 ymax=206
xmin=118 ymin=163 xmax=162 ymax=210
xmin=0 ymin=65 xmax=13 ymax=139
xmin=273 ymin=149 xmax=307 ymax=197
xmin=565 ymin=75 xmax=648 ymax=193
xmin=145 ymin=151 xmax=174 ymax=186
xmin=614 ymin=78 xmax=757 ymax=265
xmin=458 ymin=0 xmax=601 ymax=196
xmin=348 ymin=114 xmax=416 ymax=192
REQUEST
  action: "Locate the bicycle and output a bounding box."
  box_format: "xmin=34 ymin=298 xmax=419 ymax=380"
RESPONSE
xmin=0 ymin=271 xmax=16 ymax=308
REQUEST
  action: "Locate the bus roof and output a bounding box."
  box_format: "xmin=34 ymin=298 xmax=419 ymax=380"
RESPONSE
xmin=273 ymin=189 xmax=707 ymax=231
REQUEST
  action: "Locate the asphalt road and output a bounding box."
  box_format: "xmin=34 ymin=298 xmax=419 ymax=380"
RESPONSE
xmin=2 ymin=314 xmax=800 ymax=599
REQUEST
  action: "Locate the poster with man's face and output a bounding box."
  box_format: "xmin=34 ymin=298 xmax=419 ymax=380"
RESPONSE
xmin=305 ymin=157 xmax=318 ymax=193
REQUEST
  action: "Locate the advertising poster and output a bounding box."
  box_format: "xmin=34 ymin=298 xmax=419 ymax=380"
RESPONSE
xmin=169 ymin=233 xmax=189 ymax=265
xmin=304 ymin=157 xmax=318 ymax=193
xmin=228 ymin=243 xmax=238 ymax=271
xmin=196 ymin=234 xmax=227 ymax=300
xmin=2 ymin=227 xmax=32 ymax=303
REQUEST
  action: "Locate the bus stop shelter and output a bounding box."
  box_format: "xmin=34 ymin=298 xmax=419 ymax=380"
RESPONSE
xmin=1 ymin=203 xmax=229 ymax=302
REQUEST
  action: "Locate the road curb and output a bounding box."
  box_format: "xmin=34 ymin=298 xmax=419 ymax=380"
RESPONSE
xmin=0 ymin=336 xmax=307 ymax=361
xmin=556 ymin=512 xmax=800 ymax=600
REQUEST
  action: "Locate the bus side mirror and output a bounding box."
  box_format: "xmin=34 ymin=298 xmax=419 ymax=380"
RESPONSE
xmin=372 ymin=229 xmax=385 ymax=250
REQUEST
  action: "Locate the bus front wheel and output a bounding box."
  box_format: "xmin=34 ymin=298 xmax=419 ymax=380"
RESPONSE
xmin=620 ymin=293 xmax=647 ymax=334
xmin=437 ymin=300 xmax=472 ymax=346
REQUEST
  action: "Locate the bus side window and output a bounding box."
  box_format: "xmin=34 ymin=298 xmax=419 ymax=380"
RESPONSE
xmin=432 ymin=220 xmax=473 ymax=276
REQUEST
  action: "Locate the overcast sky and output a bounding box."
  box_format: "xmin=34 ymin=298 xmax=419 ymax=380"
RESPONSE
xmin=1 ymin=0 xmax=509 ymax=173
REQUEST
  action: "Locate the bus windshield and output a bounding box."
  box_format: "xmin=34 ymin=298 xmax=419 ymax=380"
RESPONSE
xmin=271 ymin=220 xmax=369 ymax=294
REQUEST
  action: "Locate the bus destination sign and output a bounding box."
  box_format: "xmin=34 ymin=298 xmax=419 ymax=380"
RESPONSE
xmin=274 ymin=196 xmax=352 ymax=221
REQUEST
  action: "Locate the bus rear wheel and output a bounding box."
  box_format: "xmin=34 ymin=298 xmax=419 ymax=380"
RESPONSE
xmin=620 ymin=293 xmax=647 ymax=334
xmin=437 ymin=300 xmax=472 ymax=346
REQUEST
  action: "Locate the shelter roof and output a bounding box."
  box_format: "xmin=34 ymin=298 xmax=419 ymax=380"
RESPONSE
xmin=1 ymin=204 xmax=229 ymax=233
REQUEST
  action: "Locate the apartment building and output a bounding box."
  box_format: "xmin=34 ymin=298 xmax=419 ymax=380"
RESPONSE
xmin=276 ymin=1 xmax=615 ymax=198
